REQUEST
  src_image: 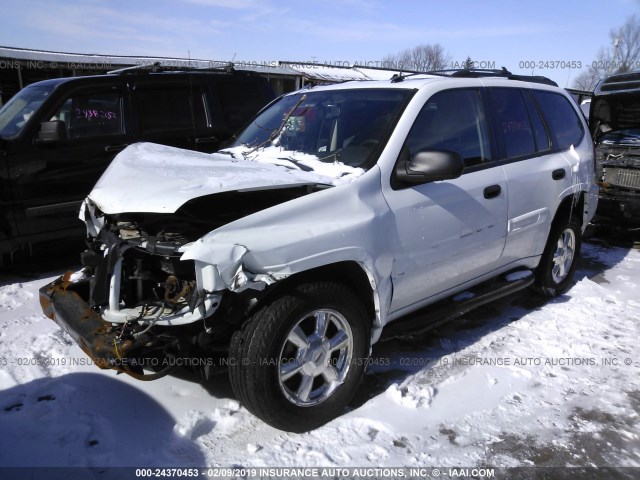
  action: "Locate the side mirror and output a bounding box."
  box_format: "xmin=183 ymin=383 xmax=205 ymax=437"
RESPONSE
xmin=394 ymin=149 xmax=464 ymax=186
xmin=36 ymin=120 xmax=66 ymax=144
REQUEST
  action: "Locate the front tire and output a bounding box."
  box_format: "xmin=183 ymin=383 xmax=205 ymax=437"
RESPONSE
xmin=228 ymin=282 xmax=370 ymax=432
xmin=534 ymin=217 xmax=581 ymax=297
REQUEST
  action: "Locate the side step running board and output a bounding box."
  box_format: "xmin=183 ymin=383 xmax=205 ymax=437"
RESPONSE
xmin=380 ymin=271 xmax=534 ymax=341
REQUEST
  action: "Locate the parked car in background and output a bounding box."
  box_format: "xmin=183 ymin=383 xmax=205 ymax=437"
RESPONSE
xmin=590 ymin=70 xmax=640 ymax=227
xmin=0 ymin=66 xmax=274 ymax=259
xmin=565 ymin=88 xmax=593 ymax=121
xmin=40 ymin=69 xmax=597 ymax=432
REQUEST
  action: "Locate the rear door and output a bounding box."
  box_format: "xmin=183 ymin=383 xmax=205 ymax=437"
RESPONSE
xmin=132 ymin=79 xmax=217 ymax=152
xmin=490 ymin=87 xmax=583 ymax=265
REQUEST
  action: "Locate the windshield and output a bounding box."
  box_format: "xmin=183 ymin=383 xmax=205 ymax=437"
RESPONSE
xmin=0 ymin=85 xmax=54 ymax=137
xmin=590 ymin=93 xmax=640 ymax=139
xmin=600 ymin=128 xmax=640 ymax=145
xmin=227 ymin=88 xmax=413 ymax=170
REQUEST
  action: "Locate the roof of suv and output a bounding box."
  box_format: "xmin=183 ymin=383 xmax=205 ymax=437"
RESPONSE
xmin=299 ymin=69 xmax=560 ymax=93
xmin=26 ymin=68 xmax=265 ymax=89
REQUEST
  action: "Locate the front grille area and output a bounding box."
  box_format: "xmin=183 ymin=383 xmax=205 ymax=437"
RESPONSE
xmin=603 ymin=168 xmax=640 ymax=190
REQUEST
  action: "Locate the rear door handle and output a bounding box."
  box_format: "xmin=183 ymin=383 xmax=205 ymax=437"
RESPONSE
xmin=552 ymin=168 xmax=566 ymax=180
xmin=483 ymin=184 xmax=501 ymax=199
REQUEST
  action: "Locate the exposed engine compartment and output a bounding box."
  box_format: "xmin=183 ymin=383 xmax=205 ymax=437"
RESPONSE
xmin=595 ymin=138 xmax=640 ymax=225
xmin=46 ymin=185 xmax=322 ymax=379
xmin=599 ymin=148 xmax=640 ymax=190
xmin=83 ymin=186 xmax=318 ymax=311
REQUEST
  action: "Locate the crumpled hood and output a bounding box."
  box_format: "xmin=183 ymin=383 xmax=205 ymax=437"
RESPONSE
xmin=88 ymin=143 xmax=344 ymax=214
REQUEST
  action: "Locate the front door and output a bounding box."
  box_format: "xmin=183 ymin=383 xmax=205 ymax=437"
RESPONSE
xmin=383 ymin=88 xmax=508 ymax=315
xmin=9 ymin=86 xmax=129 ymax=240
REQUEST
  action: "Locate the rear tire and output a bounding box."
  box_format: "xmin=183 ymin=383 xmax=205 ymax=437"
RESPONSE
xmin=534 ymin=217 xmax=581 ymax=297
xmin=228 ymin=282 xmax=370 ymax=432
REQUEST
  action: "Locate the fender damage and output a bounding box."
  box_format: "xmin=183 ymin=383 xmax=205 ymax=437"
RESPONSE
xmin=39 ymin=143 xmax=391 ymax=378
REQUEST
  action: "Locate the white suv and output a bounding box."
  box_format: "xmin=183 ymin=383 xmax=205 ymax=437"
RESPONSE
xmin=40 ymin=70 xmax=598 ymax=432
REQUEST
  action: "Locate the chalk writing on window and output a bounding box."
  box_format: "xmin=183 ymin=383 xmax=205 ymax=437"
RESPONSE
xmin=75 ymin=109 xmax=118 ymax=121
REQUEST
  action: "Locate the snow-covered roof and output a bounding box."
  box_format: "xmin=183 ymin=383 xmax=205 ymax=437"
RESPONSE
xmin=0 ymin=46 xmax=417 ymax=84
xmin=234 ymin=64 xmax=299 ymax=77
xmin=353 ymin=67 xmax=403 ymax=81
xmin=281 ymin=63 xmax=369 ymax=82
xmin=0 ymin=46 xmax=215 ymax=69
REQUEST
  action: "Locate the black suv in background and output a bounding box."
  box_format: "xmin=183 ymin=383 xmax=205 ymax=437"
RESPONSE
xmin=0 ymin=67 xmax=274 ymax=258
xmin=591 ymin=70 xmax=640 ymax=226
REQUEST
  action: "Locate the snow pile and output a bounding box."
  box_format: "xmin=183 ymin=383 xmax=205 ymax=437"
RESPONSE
xmin=220 ymin=145 xmax=366 ymax=185
xmin=0 ymin=240 xmax=639 ymax=468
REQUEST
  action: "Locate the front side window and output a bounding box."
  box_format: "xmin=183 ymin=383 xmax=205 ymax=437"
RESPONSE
xmin=229 ymin=88 xmax=413 ymax=169
xmin=490 ymin=88 xmax=536 ymax=159
xmin=405 ymin=89 xmax=491 ymax=167
xmin=0 ymin=85 xmax=54 ymax=137
xmin=50 ymin=92 xmax=123 ymax=139
xmin=533 ymin=90 xmax=584 ymax=150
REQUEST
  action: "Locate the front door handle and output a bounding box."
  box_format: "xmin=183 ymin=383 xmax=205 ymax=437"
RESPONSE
xmin=194 ymin=136 xmax=219 ymax=145
xmin=104 ymin=143 xmax=129 ymax=153
xmin=483 ymin=184 xmax=502 ymax=199
xmin=552 ymin=168 xmax=566 ymax=180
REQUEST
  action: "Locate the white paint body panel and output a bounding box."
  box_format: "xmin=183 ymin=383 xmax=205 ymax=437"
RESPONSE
xmin=89 ymin=143 xmax=356 ymax=214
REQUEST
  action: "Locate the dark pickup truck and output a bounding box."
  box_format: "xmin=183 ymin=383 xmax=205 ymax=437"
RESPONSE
xmin=0 ymin=67 xmax=274 ymax=258
xmin=591 ymin=70 xmax=640 ymax=226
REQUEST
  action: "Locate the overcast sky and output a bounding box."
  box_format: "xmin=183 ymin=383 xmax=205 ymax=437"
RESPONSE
xmin=1 ymin=0 xmax=639 ymax=86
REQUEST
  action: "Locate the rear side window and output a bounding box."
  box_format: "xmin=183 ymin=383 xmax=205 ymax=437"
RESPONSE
xmin=523 ymin=92 xmax=551 ymax=152
xmin=532 ymin=90 xmax=584 ymax=150
xmin=136 ymin=85 xmax=208 ymax=134
xmin=489 ymin=88 xmax=536 ymax=159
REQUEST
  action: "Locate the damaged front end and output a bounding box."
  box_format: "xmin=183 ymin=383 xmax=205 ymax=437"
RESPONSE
xmin=591 ymin=88 xmax=640 ymax=226
xmin=39 ymin=195 xmax=287 ymax=380
xmin=594 ymin=133 xmax=640 ymax=226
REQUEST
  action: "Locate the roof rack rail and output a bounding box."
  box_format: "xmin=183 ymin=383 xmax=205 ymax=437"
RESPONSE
xmin=391 ymin=67 xmax=558 ymax=86
xmin=107 ymin=61 xmax=236 ymax=75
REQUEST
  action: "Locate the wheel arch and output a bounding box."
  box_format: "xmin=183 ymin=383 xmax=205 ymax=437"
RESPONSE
xmin=551 ymin=191 xmax=585 ymax=233
xmin=533 ymin=191 xmax=584 ymax=297
xmin=253 ymin=261 xmax=380 ymax=340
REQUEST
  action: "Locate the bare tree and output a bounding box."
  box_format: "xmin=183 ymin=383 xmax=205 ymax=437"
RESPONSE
xmin=462 ymin=56 xmax=474 ymax=70
xmin=613 ymin=14 xmax=640 ymax=72
xmin=383 ymin=44 xmax=450 ymax=72
xmin=573 ymin=47 xmax=610 ymax=90
xmin=573 ymin=14 xmax=640 ymax=90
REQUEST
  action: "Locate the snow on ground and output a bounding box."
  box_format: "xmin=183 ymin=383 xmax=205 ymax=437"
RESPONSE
xmin=0 ymin=237 xmax=639 ymax=470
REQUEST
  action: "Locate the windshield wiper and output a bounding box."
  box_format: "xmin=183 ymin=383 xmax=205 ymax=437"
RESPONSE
xmin=283 ymin=158 xmax=314 ymax=172
xmin=216 ymin=150 xmax=237 ymax=159
xmin=243 ymin=94 xmax=308 ymax=155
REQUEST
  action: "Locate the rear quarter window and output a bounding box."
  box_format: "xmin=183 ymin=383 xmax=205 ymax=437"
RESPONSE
xmin=533 ymin=90 xmax=584 ymax=150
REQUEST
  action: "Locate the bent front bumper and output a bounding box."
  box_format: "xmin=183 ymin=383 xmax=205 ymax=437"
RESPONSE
xmin=39 ymin=276 xmax=167 ymax=379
